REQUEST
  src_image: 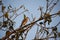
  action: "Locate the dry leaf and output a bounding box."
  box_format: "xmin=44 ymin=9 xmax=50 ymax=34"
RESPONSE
xmin=2 ymin=21 xmax=8 ymax=27
xmin=52 ymin=27 xmax=57 ymax=31
xmin=6 ymin=31 xmax=11 ymax=37
xmin=4 ymin=12 xmax=9 ymax=18
xmin=44 ymin=13 xmax=52 ymax=25
xmin=2 ymin=37 xmax=5 ymax=40
xmin=57 ymin=11 xmax=60 ymax=16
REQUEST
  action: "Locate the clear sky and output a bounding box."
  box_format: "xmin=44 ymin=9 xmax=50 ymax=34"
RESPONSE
xmin=0 ymin=0 xmax=60 ymax=40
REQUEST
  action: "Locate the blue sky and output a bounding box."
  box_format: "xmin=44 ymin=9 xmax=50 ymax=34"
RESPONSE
xmin=0 ymin=0 xmax=60 ymax=40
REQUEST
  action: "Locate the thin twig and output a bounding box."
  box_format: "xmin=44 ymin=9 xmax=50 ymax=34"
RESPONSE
xmin=45 ymin=0 xmax=49 ymax=13
xmin=48 ymin=0 xmax=59 ymax=13
xmin=55 ymin=21 xmax=60 ymax=27
xmin=12 ymin=10 xmax=28 ymax=20
xmin=48 ymin=0 xmax=54 ymax=7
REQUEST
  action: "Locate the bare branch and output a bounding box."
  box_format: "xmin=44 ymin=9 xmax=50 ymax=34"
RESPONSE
xmin=48 ymin=0 xmax=59 ymax=13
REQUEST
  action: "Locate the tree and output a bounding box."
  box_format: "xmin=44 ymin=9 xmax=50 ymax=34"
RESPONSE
xmin=0 ymin=0 xmax=60 ymax=40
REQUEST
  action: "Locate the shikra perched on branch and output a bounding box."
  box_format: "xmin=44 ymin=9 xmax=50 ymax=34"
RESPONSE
xmin=20 ymin=14 xmax=29 ymax=28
